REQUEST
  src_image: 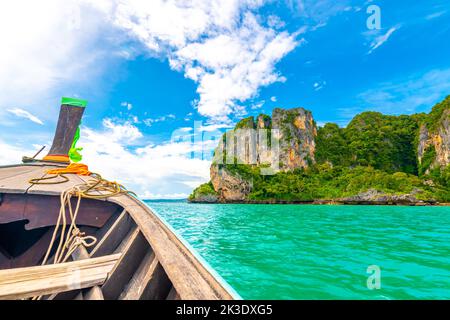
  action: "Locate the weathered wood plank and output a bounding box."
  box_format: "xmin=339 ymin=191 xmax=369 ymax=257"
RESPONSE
xmin=83 ymin=285 xmax=104 ymax=300
xmin=72 ymin=246 xmax=90 ymax=261
xmin=47 ymin=104 xmax=85 ymax=157
xmin=93 ymin=210 xmax=122 ymax=242
xmin=71 ymin=247 xmax=104 ymax=300
xmin=142 ymin=261 xmax=171 ymax=300
xmin=73 ymin=292 xmax=83 ymax=300
xmin=46 ymin=246 xmax=90 ymax=300
xmin=119 ymin=252 xmax=171 ymax=300
xmin=0 ymin=166 xmax=52 ymax=194
xmin=0 ymin=166 xmax=37 ymax=181
xmin=0 ymin=164 xmax=109 ymax=199
xmin=166 ymin=286 xmax=181 ymax=300
xmin=90 ymin=210 xmax=134 ymax=258
xmin=113 ymin=226 xmax=137 ymax=254
xmin=48 ymin=246 xmax=102 ymax=300
xmin=0 ymin=254 xmax=120 ymax=300
xmin=101 ymin=229 xmax=149 ymax=300
xmin=118 ymin=251 xmax=155 ymax=300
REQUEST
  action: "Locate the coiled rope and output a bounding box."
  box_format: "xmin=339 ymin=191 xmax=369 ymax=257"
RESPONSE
xmin=29 ymin=163 xmax=136 ymax=300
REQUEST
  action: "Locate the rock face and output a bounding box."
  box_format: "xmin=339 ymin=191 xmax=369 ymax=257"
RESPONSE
xmin=189 ymin=194 xmax=218 ymax=203
xmin=272 ymin=108 xmax=316 ymax=171
xmin=210 ymin=165 xmax=252 ymax=202
xmin=417 ymin=109 xmax=450 ymax=171
xmin=340 ymin=189 xmax=431 ymax=205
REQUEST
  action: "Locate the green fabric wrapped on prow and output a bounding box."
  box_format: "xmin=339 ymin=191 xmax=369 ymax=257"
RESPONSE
xmin=61 ymin=97 xmax=88 ymax=108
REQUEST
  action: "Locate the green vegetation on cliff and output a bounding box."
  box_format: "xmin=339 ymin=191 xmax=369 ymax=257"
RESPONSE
xmin=418 ymin=145 xmax=437 ymax=176
xmin=235 ymin=116 xmax=256 ymax=129
xmin=423 ymin=95 xmax=450 ymax=132
xmin=315 ymin=123 xmax=350 ymax=167
xmin=316 ymin=112 xmax=420 ymax=174
xmin=223 ymin=162 xmax=450 ymax=202
xmin=188 ymin=182 xmax=218 ymax=202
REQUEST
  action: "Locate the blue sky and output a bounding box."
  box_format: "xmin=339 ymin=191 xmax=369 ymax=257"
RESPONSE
xmin=0 ymin=0 xmax=449 ymax=198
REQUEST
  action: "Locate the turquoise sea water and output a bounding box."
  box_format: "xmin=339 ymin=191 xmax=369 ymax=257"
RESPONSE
xmin=144 ymin=201 xmax=450 ymax=299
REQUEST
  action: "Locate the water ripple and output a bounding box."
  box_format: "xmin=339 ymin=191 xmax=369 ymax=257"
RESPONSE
xmin=146 ymin=201 xmax=450 ymax=299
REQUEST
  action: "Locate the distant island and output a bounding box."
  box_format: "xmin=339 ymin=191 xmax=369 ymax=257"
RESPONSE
xmin=189 ymin=96 xmax=450 ymax=205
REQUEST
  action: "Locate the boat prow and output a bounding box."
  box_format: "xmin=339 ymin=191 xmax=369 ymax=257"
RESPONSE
xmin=0 ymin=162 xmax=238 ymax=300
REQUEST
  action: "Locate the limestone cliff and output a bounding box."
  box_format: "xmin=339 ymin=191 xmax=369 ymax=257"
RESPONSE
xmin=210 ymin=165 xmax=252 ymax=202
xmin=209 ymin=108 xmax=317 ymax=201
xmin=417 ymin=108 xmax=450 ymax=173
xmin=272 ymin=108 xmax=316 ymax=171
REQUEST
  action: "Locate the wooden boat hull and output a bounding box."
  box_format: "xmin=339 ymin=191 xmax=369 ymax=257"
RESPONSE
xmin=0 ymin=163 xmax=238 ymax=300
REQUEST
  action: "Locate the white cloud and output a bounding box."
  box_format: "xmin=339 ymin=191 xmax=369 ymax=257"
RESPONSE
xmin=143 ymin=113 xmax=177 ymax=126
xmin=76 ymin=119 xmax=212 ymax=198
xmin=197 ymin=123 xmax=234 ymax=132
xmin=367 ymin=26 xmax=399 ymax=54
xmin=6 ymin=108 xmax=44 ymax=125
xmin=267 ymin=15 xmax=286 ymax=29
xmin=102 ymin=118 xmax=143 ymax=141
xmin=313 ymin=80 xmax=326 ymax=91
xmin=183 ymin=112 xmax=194 ymax=121
xmin=0 ymin=1 xmax=120 ymax=120
xmin=0 ymin=140 xmax=29 ymax=164
xmin=121 ymin=102 xmax=133 ymax=110
xmin=425 ymin=11 xmax=446 ymax=20
xmin=99 ymin=1 xmax=300 ymax=122
xmin=250 ymin=101 xmax=265 ymax=110
xmin=270 ymin=96 xmax=277 ymax=102
xmin=287 ymin=0 xmax=355 ymax=23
